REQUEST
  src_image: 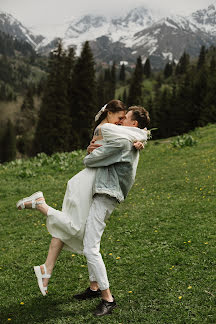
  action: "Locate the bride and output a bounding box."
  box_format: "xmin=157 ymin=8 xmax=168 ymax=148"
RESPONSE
xmin=16 ymin=99 xmax=148 ymax=296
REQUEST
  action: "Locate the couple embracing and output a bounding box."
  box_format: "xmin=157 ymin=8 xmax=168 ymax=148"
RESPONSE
xmin=16 ymin=100 xmax=150 ymax=317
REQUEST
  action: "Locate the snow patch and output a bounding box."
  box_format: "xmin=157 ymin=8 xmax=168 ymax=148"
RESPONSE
xmin=162 ymin=52 xmax=173 ymax=60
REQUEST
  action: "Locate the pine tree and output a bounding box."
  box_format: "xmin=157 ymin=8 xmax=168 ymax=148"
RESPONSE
xmin=127 ymin=56 xmax=143 ymax=106
xmin=16 ymin=87 xmax=36 ymax=143
xmin=197 ymin=45 xmax=206 ymax=70
xmin=210 ymin=55 xmax=216 ymax=71
xmin=175 ymin=71 xmax=195 ymax=133
xmin=164 ymin=62 xmax=173 ymax=78
xmin=143 ymin=58 xmax=151 ymax=78
xmin=156 ymin=88 xmax=173 ymax=138
xmin=123 ymin=88 xmax=127 ymax=104
xmin=1 ymin=120 xmax=16 ymax=163
xmin=110 ymin=61 xmax=116 ymax=99
xmin=34 ymin=41 xmax=72 ymax=155
xmin=193 ymin=65 xmax=208 ymax=127
xmin=70 ymin=41 xmax=97 ymax=149
xmin=175 ymin=52 xmax=190 ymax=75
xmin=119 ymin=63 xmax=126 ymax=82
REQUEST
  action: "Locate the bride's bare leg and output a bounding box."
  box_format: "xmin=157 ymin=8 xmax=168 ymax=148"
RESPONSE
xmin=40 ymin=237 xmax=64 ymax=289
xmin=36 ymin=198 xmax=49 ymax=215
xmin=18 ymin=197 xmax=49 ymax=215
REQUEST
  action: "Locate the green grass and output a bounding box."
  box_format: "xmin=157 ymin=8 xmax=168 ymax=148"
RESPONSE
xmin=0 ymin=125 xmax=216 ymax=323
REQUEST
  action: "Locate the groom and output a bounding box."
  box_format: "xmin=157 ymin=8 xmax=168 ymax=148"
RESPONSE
xmin=74 ymin=106 xmax=150 ymax=316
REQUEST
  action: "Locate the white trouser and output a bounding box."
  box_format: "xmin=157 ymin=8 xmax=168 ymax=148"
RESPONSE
xmin=83 ymin=194 xmax=117 ymax=291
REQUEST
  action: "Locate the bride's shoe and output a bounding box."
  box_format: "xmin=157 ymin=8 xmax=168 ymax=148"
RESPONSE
xmin=34 ymin=264 xmax=51 ymax=296
xmin=16 ymin=191 xmax=44 ymax=210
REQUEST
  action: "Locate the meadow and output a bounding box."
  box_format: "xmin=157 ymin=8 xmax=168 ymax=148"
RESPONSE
xmin=0 ymin=124 xmax=215 ymax=323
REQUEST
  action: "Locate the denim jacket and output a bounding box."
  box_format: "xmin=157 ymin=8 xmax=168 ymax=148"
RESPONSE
xmin=83 ymin=139 xmax=139 ymax=202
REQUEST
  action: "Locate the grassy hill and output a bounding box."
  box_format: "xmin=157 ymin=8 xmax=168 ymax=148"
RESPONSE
xmin=0 ymin=125 xmax=215 ymax=323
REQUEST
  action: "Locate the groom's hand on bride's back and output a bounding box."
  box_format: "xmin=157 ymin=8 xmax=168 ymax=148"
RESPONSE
xmin=87 ymin=139 xmax=102 ymax=154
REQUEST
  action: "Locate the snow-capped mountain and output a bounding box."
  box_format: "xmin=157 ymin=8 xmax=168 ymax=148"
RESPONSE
xmin=36 ymin=7 xmax=160 ymax=55
xmin=129 ymin=14 xmax=214 ymax=68
xmin=1 ymin=4 xmax=216 ymax=68
xmin=0 ymin=11 xmax=44 ymax=47
xmin=190 ymin=3 xmax=216 ymax=35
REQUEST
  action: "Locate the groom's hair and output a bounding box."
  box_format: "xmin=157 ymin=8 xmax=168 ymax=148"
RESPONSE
xmin=128 ymin=106 xmax=150 ymax=129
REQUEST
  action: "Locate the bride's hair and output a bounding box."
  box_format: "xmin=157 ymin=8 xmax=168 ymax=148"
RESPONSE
xmin=95 ymin=100 xmax=126 ymax=126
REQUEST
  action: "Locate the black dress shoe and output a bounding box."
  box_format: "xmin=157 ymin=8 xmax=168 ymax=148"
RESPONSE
xmin=73 ymin=287 xmax=101 ymax=300
xmin=93 ymin=297 xmax=117 ymax=316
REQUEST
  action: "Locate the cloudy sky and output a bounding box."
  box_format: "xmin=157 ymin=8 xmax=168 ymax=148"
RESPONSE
xmin=0 ymin=0 xmax=214 ymax=29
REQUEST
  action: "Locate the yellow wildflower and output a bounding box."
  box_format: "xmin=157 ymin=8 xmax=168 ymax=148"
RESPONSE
xmin=116 ymin=257 xmax=121 ymax=260
xmin=178 ymin=296 xmax=182 ymax=300
xmin=188 ymin=286 xmax=192 ymax=289
xmin=109 ymin=253 xmax=112 ymax=255
xmin=20 ymin=302 xmax=24 ymax=305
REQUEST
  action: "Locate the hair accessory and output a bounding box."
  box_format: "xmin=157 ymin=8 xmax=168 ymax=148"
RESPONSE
xmin=95 ymin=104 xmax=107 ymax=122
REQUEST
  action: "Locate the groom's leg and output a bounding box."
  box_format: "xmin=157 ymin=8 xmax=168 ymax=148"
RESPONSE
xmin=83 ymin=194 xmax=116 ymax=302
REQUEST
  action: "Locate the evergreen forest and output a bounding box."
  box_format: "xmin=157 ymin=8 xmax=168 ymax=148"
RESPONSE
xmin=0 ymin=30 xmax=216 ymax=163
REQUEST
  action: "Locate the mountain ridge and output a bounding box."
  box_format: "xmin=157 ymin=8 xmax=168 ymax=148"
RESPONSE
xmin=0 ymin=4 xmax=216 ymax=68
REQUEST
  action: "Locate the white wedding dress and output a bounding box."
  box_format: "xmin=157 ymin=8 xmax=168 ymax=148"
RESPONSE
xmin=46 ymin=124 xmax=147 ymax=254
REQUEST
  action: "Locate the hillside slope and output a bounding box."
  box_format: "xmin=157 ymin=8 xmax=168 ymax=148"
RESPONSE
xmin=0 ymin=125 xmax=215 ymax=323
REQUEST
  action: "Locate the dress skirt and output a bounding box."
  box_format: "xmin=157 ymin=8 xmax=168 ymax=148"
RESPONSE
xmin=46 ymin=167 xmax=97 ymax=254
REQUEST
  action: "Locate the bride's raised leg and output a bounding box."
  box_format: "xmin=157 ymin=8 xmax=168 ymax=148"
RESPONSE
xmin=16 ymin=191 xmax=49 ymax=215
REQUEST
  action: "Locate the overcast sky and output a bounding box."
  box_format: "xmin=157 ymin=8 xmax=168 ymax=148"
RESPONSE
xmin=0 ymin=0 xmax=215 ymax=28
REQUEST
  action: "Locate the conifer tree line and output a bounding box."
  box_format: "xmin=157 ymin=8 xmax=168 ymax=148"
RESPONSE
xmin=122 ymin=45 xmax=216 ymax=139
xmin=34 ymin=41 xmax=98 ymax=155
xmin=1 ymin=38 xmax=216 ymax=163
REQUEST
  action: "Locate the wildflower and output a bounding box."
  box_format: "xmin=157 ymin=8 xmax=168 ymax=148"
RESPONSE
xmin=188 ymin=286 xmax=192 ymax=289
xmin=20 ymin=302 xmax=24 ymax=305
xmin=8 ymin=319 xmax=11 ymax=321
xmin=109 ymin=253 xmax=112 ymax=255
xmin=178 ymin=296 xmax=182 ymax=300
xmin=154 ymin=230 xmax=158 ymax=233
xmin=41 ymin=224 xmax=46 ymax=226
xmin=81 ymin=265 xmax=85 ymax=267
xmin=71 ymin=254 xmax=75 ymax=257
xmin=117 ymin=239 xmax=120 ymax=242
xmin=204 ymin=242 xmax=208 ymax=245
xmin=116 ymin=257 xmax=121 ymax=260
xmin=128 ymin=291 xmax=133 ymax=293
xmin=188 ymin=240 xmax=191 ymax=243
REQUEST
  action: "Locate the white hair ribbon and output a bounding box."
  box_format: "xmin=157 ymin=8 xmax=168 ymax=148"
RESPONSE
xmin=95 ymin=104 xmax=107 ymax=122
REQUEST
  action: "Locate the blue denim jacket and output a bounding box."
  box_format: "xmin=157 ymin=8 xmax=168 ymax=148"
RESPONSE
xmin=83 ymin=139 xmax=139 ymax=202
